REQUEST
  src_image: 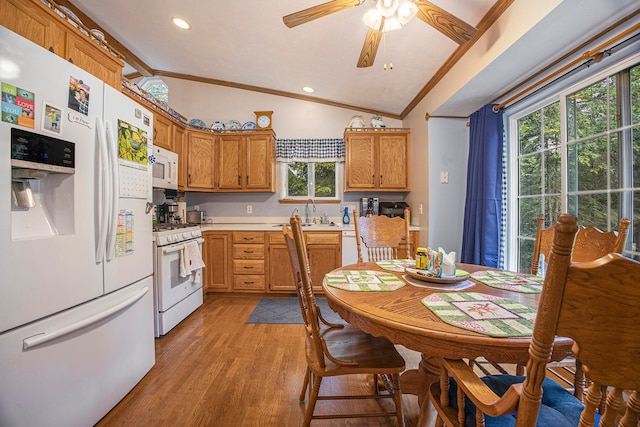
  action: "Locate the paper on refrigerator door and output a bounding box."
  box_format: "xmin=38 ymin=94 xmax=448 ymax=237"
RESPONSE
xmin=117 ymin=119 xmax=149 ymax=199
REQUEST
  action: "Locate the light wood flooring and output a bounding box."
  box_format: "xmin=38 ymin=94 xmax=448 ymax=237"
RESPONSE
xmin=96 ymin=294 xmax=422 ymax=426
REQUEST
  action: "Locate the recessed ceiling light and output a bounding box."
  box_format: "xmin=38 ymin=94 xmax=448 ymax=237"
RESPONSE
xmin=302 ymin=86 xmax=315 ymax=93
xmin=172 ymin=18 xmax=191 ymax=30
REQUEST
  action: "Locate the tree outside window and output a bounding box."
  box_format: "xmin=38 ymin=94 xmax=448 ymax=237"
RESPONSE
xmin=286 ymin=162 xmax=336 ymax=198
xmin=513 ymin=61 xmax=640 ymax=271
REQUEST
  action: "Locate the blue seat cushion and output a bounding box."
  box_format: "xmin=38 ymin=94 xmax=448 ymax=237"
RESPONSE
xmin=447 ymin=375 xmax=593 ymax=427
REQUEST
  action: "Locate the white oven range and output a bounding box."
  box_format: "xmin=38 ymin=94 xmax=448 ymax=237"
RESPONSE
xmin=152 ymin=224 xmax=204 ymax=337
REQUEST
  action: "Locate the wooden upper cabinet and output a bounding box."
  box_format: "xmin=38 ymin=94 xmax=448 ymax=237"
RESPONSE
xmin=64 ymin=30 xmax=122 ymax=88
xmin=0 ymin=0 xmax=124 ymax=89
xmin=344 ymin=129 xmax=410 ymax=192
xmin=217 ymin=135 xmax=243 ymax=190
xmin=0 ymin=0 xmax=62 ymax=53
xmin=153 ymin=114 xmax=173 ymax=151
xmin=186 ymin=130 xmax=215 ymax=190
xmin=378 ymin=134 xmax=409 ymax=190
xmin=173 ymin=125 xmax=186 ymax=189
xmin=345 ymin=134 xmax=377 ymax=190
xmin=216 ymin=130 xmax=275 ymax=193
xmin=245 ymin=133 xmax=274 ymax=191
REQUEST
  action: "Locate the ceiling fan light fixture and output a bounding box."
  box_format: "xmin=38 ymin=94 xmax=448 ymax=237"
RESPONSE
xmin=397 ymin=2 xmax=418 ymax=25
xmin=382 ymin=16 xmax=402 ymax=32
xmin=375 ymin=0 xmax=399 ymax=18
xmin=363 ymin=8 xmax=382 ymax=30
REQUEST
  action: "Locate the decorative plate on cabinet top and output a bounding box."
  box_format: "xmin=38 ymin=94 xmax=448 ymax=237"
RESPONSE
xmin=348 ymin=115 xmax=366 ymax=128
xmin=188 ymin=118 xmax=206 ymax=128
xmin=242 ymin=121 xmax=256 ymax=130
xmin=226 ymin=120 xmax=242 ymax=130
xmin=210 ymin=121 xmax=225 ymax=130
xmin=57 ymin=6 xmax=82 ymax=26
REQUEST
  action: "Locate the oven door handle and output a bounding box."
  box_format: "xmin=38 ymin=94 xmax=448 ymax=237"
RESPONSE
xmin=161 ymin=238 xmax=204 ymax=255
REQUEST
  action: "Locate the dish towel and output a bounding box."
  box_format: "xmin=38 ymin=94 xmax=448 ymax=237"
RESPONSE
xmin=179 ymin=241 xmax=205 ymax=281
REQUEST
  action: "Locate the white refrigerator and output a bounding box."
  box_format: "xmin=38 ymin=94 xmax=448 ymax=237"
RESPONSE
xmin=0 ymin=27 xmax=155 ymax=426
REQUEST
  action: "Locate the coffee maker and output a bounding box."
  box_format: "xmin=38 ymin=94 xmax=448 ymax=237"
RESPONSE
xmin=360 ymin=197 xmax=379 ymax=216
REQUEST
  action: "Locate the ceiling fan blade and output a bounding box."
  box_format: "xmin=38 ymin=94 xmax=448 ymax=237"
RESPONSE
xmin=357 ymin=25 xmax=383 ymax=68
xmin=283 ymin=0 xmax=364 ymax=28
xmin=415 ymin=0 xmax=478 ymax=44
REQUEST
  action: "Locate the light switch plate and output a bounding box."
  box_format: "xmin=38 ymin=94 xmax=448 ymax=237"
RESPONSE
xmin=440 ymin=171 xmax=449 ymax=184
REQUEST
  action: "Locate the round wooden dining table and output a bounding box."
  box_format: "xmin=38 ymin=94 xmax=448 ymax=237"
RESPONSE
xmin=322 ymin=262 xmax=573 ymax=427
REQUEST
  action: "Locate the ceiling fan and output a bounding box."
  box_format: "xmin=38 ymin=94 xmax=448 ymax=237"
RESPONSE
xmin=283 ymin=0 xmax=478 ymax=68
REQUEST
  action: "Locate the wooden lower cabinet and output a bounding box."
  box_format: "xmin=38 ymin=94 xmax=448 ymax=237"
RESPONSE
xmin=305 ymin=232 xmax=341 ymax=293
xmin=204 ymin=228 xmax=412 ymax=294
xmin=268 ymin=232 xmax=296 ymax=292
xmin=232 ymin=232 xmax=265 ymax=292
xmin=202 ymin=231 xmax=229 ymax=292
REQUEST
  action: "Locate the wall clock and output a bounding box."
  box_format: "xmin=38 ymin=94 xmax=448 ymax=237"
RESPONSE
xmin=254 ymin=111 xmax=273 ymax=130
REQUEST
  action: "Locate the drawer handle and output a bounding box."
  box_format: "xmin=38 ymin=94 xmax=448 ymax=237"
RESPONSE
xmin=245 ymin=281 xmax=254 ymax=285
xmin=243 ymin=237 xmax=254 ymax=240
xmin=244 ymin=266 xmax=254 ymax=269
xmin=243 ymin=250 xmax=254 ymax=253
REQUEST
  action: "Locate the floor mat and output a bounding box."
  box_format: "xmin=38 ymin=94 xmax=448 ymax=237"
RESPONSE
xmin=246 ymin=298 xmax=345 ymax=324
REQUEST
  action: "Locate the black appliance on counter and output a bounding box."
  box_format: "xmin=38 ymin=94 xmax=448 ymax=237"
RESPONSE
xmin=379 ymin=202 xmax=409 ymax=218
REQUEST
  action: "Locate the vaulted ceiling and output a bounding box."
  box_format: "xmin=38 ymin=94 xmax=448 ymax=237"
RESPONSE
xmin=63 ymin=0 xmax=639 ymax=119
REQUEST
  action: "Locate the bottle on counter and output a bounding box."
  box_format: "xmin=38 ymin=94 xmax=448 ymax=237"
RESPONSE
xmin=342 ymin=206 xmax=350 ymax=225
xmin=416 ymin=247 xmax=427 ymax=269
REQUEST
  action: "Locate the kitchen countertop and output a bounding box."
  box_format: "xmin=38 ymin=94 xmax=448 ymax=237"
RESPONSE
xmin=197 ymin=218 xmax=420 ymax=232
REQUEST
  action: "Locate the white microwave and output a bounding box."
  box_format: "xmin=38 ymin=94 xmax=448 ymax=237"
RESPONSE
xmin=150 ymin=146 xmax=178 ymax=190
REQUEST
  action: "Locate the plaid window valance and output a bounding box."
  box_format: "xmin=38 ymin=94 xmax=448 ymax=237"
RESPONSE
xmin=276 ymin=138 xmax=344 ymax=163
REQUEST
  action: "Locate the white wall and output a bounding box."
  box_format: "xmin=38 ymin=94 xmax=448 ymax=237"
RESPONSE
xmin=425 ymin=119 xmax=469 ymax=254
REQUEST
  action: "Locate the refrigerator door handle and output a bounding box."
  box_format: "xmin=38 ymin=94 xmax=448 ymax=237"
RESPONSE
xmin=105 ymin=121 xmax=120 ymax=262
xmin=22 ymin=286 xmax=150 ymax=350
xmin=95 ymin=117 xmax=110 ymax=264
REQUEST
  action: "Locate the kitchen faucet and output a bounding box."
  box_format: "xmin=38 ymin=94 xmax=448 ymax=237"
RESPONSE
xmin=305 ymin=199 xmax=316 ymax=224
xmin=291 ymin=207 xmax=299 ymax=217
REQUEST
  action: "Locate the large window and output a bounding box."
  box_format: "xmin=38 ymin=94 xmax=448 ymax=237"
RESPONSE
xmin=285 ymin=161 xmax=337 ymax=199
xmin=512 ymin=58 xmax=640 ymax=271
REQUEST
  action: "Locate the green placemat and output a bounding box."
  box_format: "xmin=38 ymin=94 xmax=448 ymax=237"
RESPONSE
xmin=375 ymin=259 xmax=415 ymax=272
xmin=324 ymin=270 xmax=406 ymax=291
xmin=422 ymin=292 xmax=536 ymax=337
xmin=471 ymin=270 xmax=544 ymax=294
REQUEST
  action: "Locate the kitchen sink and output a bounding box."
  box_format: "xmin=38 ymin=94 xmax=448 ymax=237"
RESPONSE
xmin=271 ymin=222 xmax=339 ymax=227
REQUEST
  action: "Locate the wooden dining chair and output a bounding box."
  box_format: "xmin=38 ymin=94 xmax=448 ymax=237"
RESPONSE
xmin=429 ymin=213 xmax=640 ymax=427
xmin=284 ymin=215 xmax=406 ymax=427
xmin=529 ymin=215 xmax=630 ymax=400
xmin=354 ymin=209 xmax=411 ymax=263
xmin=531 ymin=215 xmax=630 ymax=275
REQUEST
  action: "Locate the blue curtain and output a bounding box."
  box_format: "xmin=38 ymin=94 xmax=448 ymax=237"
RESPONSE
xmin=460 ymin=104 xmax=504 ymax=267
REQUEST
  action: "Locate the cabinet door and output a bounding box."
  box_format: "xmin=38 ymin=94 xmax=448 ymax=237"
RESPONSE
xmin=217 ymin=135 xmax=243 ymax=190
xmin=65 ymin=31 xmax=122 ymax=89
xmin=173 ymin=125 xmax=186 ymax=189
xmin=187 ymin=131 xmax=215 ymax=189
xmin=268 ymin=233 xmax=296 ymax=292
xmin=203 ymin=232 xmax=229 ymax=292
xmin=0 ymin=0 xmax=65 ymax=56
xmin=378 ymin=134 xmax=409 ymax=190
xmin=345 ymin=134 xmax=376 ymax=190
xmin=153 ymin=114 xmax=172 ymax=150
xmin=308 ymin=245 xmax=341 ymax=293
xmin=245 ymin=134 xmax=272 ymax=191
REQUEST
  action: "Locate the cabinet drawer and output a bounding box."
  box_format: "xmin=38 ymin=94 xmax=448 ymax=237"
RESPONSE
xmin=233 ymin=232 xmax=264 ymax=244
xmin=233 ymin=275 xmax=266 ymax=291
xmin=233 ymin=244 xmax=264 ymax=259
xmin=306 ymin=232 xmax=340 ymax=245
xmin=268 ymin=232 xmax=286 ymax=245
xmin=233 ymin=259 xmax=265 ymax=274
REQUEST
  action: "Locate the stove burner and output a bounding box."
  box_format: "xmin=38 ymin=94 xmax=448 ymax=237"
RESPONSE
xmin=153 ymin=223 xmax=195 ymax=232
